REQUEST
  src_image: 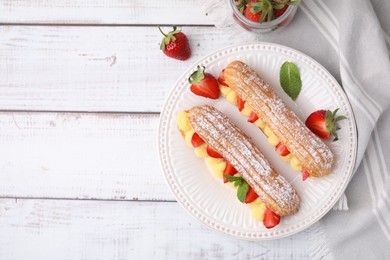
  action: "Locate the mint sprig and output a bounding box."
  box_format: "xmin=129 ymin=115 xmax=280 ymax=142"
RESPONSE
xmin=279 ymin=61 xmax=302 ymax=101
xmin=224 ymin=175 xmax=249 ymax=203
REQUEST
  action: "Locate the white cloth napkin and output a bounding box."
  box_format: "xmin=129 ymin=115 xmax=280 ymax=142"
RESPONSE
xmin=200 ymin=0 xmax=390 ymax=258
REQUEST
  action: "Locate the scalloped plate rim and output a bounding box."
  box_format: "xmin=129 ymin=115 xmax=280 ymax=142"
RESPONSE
xmin=157 ymin=42 xmax=358 ymax=241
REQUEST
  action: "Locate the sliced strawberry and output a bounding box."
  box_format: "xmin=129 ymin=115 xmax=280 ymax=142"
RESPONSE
xmin=244 ymin=187 xmax=259 ymax=203
xmin=248 ymin=111 xmax=259 ymax=123
xmin=237 ymin=96 xmax=246 ymax=112
xmin=263 ymin=208 xmax=281 ymax=229
xmin=191 ymin=133 xmax=204 ymax=147
xmin=218 ymin=69 xmax=227 ymax=86
xmin=302 ymin=167 xmax=310 ymax=181
xmin=275 ymin=142 xmax=290 ymax=156
xmin=206 ymin=145 xmax=223 ymax=159
xmin=305 ymin=108 xmax=347 ymax=141
xmin=223 ymin=162 xmax=237 ymax=183
xmin=189 ymin=66 xmax=220 ymax=99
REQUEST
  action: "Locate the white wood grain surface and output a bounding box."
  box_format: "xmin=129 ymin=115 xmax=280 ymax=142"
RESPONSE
xmin=0 ymin=26 xmax=249 ymax=112
xmin=0 ymin=0 xmax=212 ymax=25
xmin=0 ymin=198 xmax=313 ymax=260
xmin=0 ymin=112 xmax=174 ymax=201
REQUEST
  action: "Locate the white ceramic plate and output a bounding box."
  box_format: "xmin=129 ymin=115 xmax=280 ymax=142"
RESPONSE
xmin=158 ymin=43 xmax=357 ymax=240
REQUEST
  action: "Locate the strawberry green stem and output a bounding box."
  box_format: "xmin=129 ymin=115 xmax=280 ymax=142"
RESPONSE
xmin=158 ymin=26 xmax=167 ymax=37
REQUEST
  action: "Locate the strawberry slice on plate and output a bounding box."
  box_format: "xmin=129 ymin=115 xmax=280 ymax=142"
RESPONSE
xmin=244 ymin=187 xmax=259 ymax=203
xmin=275 ymin=142 xmax=290 ymax=156
xmin=189 ymin=66 xmax=220 ymax=99
xmin=191 ymin=133 xmax=204 ymax=147
xmin=206 ymin=145 xmax=223 ymax=158
xmin=223 ymin=162 xmax=237 ymax=183
xmin=248 ymin=111 xmax=259 ymax=123
xmin=305 ymin=108 xmax=347 ymax=141
xmin=263 ymin=208 xmax=281 ymax=229
xmin=218 ymin=69 xmax=227 ymax=86
xmin=302 ymin=167 xmax=310 ymax=181
xmin=237 ymin=96 xmax=246 ymax=112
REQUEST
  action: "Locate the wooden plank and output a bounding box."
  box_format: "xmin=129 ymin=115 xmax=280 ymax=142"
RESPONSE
xmin=0 ymin=112 xmax=174 ymax=201
xmin=0 ymin=25 xmax=246 ymax=113
xmin=0 ymin=0 xmax=212 ymax=25
xmin=0 ymin=198 xmax=313 ymax=259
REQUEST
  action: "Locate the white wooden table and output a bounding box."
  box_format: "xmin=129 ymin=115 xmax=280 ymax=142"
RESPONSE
xmin=0 ymin=1 xmax=316 ymax=259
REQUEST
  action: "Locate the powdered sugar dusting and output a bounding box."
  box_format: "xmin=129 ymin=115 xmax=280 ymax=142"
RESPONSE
xmin=225 ymin=61 xmax=334 ymax=177
xmin=189 ymin=105 xmax=300 ymax=216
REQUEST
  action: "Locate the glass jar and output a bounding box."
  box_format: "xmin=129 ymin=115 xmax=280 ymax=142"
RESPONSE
xmin=229 ymin=0 xmax=298 ymax=33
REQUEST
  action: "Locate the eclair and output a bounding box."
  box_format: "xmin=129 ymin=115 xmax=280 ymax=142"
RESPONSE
xmin=177 ymin=105 xmax=300 ymax=222
xmin=219 ymin=60 xmax=334 ymax=178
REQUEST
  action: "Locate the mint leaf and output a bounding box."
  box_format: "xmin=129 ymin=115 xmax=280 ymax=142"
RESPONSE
xmin=224 ymin=174 xmax=250 ymax=203
xmin=234 ymin=180 xmax=243 ymax=187
xmin=279 ymin=61 xmax=302 ymax=101
xmin=224 ymin=175 xmax=243 ymax=183
xmin=237 ymin=182 xmax=249 ymax=203
xmin=224 ymin=175 xmax=243 ymax=187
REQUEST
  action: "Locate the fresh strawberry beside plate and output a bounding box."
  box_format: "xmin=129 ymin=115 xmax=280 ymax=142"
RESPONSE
xmin=158 ymin=26 xmax=191 ymax=61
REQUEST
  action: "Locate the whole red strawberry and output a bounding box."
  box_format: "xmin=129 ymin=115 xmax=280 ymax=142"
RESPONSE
xmin=188 ymin=66 xmax=220 ymax=99
xmin=244 ymin=2 xmax=262 ymax=22
xmin=245 ymin=0 xmax=272 ymax=23
xmin=158 ymin=26 xmax=191 ymax=61
xmin=274 ymin=4 xmax=288 ymax=18
xmin=305 ymin=108 xmax=347 ymax=141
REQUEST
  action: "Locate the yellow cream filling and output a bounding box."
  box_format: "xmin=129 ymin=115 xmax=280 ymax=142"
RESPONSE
xmin=226 ymin=91 xmax=238 ymax=106
xmin=177 ymin=111 xmax=191 ymax=132
xmin=220 ymin=84 xmax=238 ymax=105
xmin=220 ymin=87 xmax=303 ymax=172
xmin=177 ymin=110 xmax=266 ymax=221
xmin=249 ymin=198 xmax=267 ymax=221
xmin=254 ymin=118 xmax=266 ymax=129
xmin=280 ymin=153 xmax=293 ymax=162
xmin=240 ymin=102 xmax=252 ymax=117
xmin=290 ymin=157 xmax=303 ymax=172
xmin=220 ymin=85 xmax=231 ymax=98
xmin=206 ymin=157 xmax=226 ymax=179
xmin=268 ymin=133 xmax=280 ymax=146
xmin=184 ymin=129 xmax=195 ymax=147
xmin=194 ymin=143 xmax=207 ymax=158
